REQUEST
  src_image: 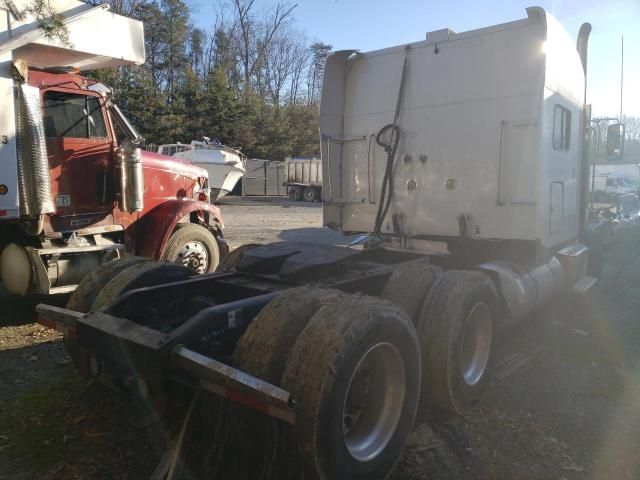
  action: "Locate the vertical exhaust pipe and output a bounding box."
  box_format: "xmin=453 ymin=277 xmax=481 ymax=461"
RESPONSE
xmin=577 ymin=23 xmax=592 ymax=237
xmin=118 ymin=140 xmax=144 ymax=213
xmin=15 ymin=84 xmax=55 ymax=220
xmin=577 ymin=23 xmax=591 ymax=104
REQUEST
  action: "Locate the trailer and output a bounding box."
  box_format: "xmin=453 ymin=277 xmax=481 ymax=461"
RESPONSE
xmin=242 ymin=158 xmax=287 ymax=196
xmin=0 ymin=1 xmax=226 ymax=297
xmin=38 ymin=7 xmax=624 ymax=479
xmin=591 ymin=164 xmax=639 ymax=202
xmin=283 ymin=156 xmax=322 ymax=201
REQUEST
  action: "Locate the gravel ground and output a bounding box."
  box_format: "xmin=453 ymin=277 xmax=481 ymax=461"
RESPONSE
xmin=218 ymin=196 xmax=324 ymax=248
xmin=1 ymin=196 xmax=640 ymax=479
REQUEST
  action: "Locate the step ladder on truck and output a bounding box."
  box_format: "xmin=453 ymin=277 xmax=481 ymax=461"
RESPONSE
xmin=38 ymin=6 xmax=624 ymax=479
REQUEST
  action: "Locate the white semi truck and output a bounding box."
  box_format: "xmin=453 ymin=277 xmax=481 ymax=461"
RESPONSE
xmin=39 ymin=7 xmax=623 ymax=479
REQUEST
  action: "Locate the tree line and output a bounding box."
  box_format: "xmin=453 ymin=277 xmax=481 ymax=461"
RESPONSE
xmin=92 ymin=0 xmax=331 ymax=160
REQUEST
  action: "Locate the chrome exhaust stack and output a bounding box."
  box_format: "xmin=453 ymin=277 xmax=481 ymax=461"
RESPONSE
xmin=118 ymin=140 xmax=145 ymax=213
xmin=15 ymin=83 xmax=55 ymax=227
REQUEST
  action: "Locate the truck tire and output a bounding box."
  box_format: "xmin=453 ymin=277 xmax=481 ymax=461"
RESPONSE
xmin=160 ymin=223 xmax=220 ymax=274
xmin=282 ymin=294 xmax=421 ymax=480
xmin=381 ymin=260 xmax=442 ymax=321
xmin=66 ymin=256 xmax=148 ymax=313
xmin=418 ymin=270 xmax=498 ymax=416
xmin=63 ymin=256 xmax=148 ymax=377
xmin=217 ymin=243 xmax=259 ymax=271
xmin=91 ymin=260 xmax=193 ymax=311
xmin=65 ymin=260 xmax=191 ymax=377
xmin=201 ymin=287 xmax=345 ymax=478
xmin=288 ymin=187 xmax=303 ymax=201
xmin=303 ymin=187 xmax=319 ymax=202
xmin=234 ymin=287 xmax=345 ymax=381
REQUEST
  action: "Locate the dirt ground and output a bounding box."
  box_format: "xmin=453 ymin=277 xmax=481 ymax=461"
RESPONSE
xmin=1 ymin=196 xmax=640 ymax=479
xmin=217 ymin=196 xmax=325 ymax=249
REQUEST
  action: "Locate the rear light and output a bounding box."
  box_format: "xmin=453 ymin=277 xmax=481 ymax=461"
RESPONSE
xmin=198 ymin=192 xmax=207 ymax=202
xmin=0 ymin=210 xmax=6 ymax=217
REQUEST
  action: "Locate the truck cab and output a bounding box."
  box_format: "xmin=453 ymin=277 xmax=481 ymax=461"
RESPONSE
xmin=0 ymin=1 xmax=226 ymax=296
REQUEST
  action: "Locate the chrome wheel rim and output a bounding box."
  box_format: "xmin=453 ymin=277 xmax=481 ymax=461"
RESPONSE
xmin=459 ymin=302 xmax=493 ymax=386
xmin=343 ymin=342 xmax=406 ymax=462
xmin=176 ymin=241 xmax=209 ymax=274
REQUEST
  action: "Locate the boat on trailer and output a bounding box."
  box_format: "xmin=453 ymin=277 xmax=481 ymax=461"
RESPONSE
xmin=158 ymin=138 xmax=246 ymax=202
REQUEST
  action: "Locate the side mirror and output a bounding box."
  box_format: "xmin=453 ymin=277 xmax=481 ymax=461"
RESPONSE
xmin=606 ymin=123 xmax=625 ymax=161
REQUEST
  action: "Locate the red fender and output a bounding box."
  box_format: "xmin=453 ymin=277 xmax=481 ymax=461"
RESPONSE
xmin=133 ymin=199 xmax=224 ymax=259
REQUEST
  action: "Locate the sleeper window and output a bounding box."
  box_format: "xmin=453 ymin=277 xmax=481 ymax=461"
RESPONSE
xmin=553 ymin=105 xmax=571 ymax=151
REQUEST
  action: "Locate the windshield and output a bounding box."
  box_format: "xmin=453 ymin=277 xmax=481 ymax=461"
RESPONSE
xmin=43 ymin=91 xmax=107 ymax=138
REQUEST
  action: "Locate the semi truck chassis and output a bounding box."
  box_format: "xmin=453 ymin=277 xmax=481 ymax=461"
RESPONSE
xmin=38 ymin=241 xmax=500 ymax=479
xmin=36 ymin=232 xmax=608 ymax=479
xmin=38 ymin=242 xmax=420 ymax=404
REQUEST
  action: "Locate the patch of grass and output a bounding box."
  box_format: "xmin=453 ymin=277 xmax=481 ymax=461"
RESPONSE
xmin=0 ymin=372 xmax=85 ymax=473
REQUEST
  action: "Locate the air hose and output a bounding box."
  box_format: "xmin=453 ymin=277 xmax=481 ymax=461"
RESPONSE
xmin=372 ymin=51 xmax=409 ymax=235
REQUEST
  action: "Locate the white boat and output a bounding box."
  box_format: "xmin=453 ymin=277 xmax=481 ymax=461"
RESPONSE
xmin=158 ymin=138 xmax=246 ymax=202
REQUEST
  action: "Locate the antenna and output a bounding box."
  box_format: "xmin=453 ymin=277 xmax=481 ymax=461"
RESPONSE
xmin=620 ymin=35 xmax=624 ymax=121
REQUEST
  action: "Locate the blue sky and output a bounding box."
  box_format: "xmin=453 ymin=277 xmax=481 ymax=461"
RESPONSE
xmin=190 ymin=0 xmax=640 ymax=117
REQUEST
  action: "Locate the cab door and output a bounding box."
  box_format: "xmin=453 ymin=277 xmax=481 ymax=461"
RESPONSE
xmin=549 ymin=181 xmax=564 ymax=235
xmin=43 ymin=89 xmax=115 ymax=228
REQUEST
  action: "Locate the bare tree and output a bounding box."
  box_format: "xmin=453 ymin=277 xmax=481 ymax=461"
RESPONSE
xmin=262 ymin=28 xmax=308 ymax=105
xmin=232 ymin=0 xmax=297 ymax=93
xmin=622 ymin=115 xmax=640 ymax=142
xmin=288 ymin=42 xmax=310 ymax=104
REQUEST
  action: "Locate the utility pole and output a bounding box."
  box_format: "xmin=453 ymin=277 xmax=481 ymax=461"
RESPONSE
xmin=620 ymin=35 xmax=624 ymax=122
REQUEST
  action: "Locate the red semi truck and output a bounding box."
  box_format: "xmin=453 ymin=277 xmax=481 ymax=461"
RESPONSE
xmin=0 ymin=2 xmax=227 ymax=296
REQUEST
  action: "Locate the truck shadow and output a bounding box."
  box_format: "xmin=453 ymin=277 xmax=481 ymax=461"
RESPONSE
xmin=278 ymin=227 xmax=360 ymax=246
xmin=0 ymin=292 xmax=68 ymax=326
xmin=0 ymin=338 xmax=168 ymax=480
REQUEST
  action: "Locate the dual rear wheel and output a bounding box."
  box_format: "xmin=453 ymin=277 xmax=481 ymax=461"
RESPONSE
xmin=64 ymin=257 xmax=195 ymax=376
xmin=382 ymin=264 xmax=498 ymax=416
xmin=418 ymin=270 xmax=497 ymax=415
xmin=67 ymin=252 xmax=498 ymax=479
xmin=203 ymin=287 xmax=421 ymax=480
xmin=288 ymin=186 xmax=320 ymax=202
xmin=282 ymin=294 xmax=420 ymax=479
xmin=202 ymin=259 xmax=498 ymax=479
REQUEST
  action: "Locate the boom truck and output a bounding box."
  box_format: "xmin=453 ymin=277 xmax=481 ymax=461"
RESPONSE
xmin=38 ymin=7 xmax=624 ymax=480
xmin=0 ymin=0 xmax=227 ymax=297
